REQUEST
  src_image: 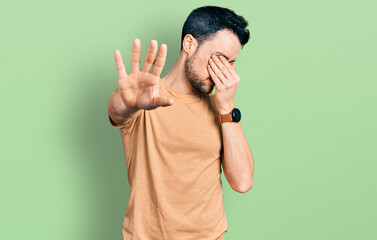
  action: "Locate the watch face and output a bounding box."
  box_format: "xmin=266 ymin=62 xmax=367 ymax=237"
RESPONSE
xmin=231 ymin=108 xmax=241 ymax=122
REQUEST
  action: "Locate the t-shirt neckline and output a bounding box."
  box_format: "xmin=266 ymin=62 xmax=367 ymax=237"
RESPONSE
xmin=160 ymin=78 xmax=205 ymax=103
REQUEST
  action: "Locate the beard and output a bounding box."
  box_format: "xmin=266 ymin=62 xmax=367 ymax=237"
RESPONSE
xmin=184 ymin=52 xmax=214 ymax=95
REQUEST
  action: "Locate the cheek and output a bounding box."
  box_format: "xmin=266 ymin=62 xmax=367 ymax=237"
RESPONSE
xmin=196 ymin=59 xmax=210 ymax=78
xmin=193 ymin=56 xmax=211 ymax=79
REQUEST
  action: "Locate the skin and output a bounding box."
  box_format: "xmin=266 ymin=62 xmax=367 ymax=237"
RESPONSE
xmin=109 ymin=29 xmax=254 ymax=193
xmin=164 ymin=30 xmax=254 ymax=193
xmin=163 ymin=29 xmax=241 ymax=114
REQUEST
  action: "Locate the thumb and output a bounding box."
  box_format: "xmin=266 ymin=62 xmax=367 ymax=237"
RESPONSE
xmin=154 ymin=96 xmax=174 ymax=107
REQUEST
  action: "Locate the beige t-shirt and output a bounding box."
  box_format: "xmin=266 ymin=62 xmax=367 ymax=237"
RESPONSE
xmin=108 ymin=78 xmax=228 ymax=240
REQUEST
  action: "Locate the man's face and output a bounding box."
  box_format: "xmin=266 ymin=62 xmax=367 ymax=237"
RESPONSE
xmin=184 ymin=29 xmax=242 ymax=95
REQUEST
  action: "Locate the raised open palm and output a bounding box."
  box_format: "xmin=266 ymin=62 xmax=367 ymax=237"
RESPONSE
xmin=114 ymin=38 xmax=174 ymax=111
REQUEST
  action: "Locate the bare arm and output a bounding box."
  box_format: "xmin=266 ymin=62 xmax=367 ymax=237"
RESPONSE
xmin=207 ymin=54 xmax=254 ymax=193
xmin=221 ymin=121 xmax=254 ymax=193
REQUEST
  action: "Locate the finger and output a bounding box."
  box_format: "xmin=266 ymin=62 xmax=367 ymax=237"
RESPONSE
xmin=230 ymin=63 xmax=239 ymax=79
xmin=215 ymin=55 xmax=239 ymax=83
xmin=230 ymin=62 xmax=241 ymax=83
xmin=131 ymin=38 xmax=141 ymax=74
xmin=209 ymin=58 xmax=227 ymax=84
xmin=114 ymin=49 xmax=128 ymax=80
xmin=142 ymin=40 xmax=158 ymax=73
xmin=154 ymin=96 xmax=174 ymax=107
xmin=217 ymin=56 xmax=235 ymax=81
xmin=151 ymin=43 xmax=167 ymax=77
xmin=225 ymin=60 xmax=239 ymax=81
xmin=207 ymin=64 xmax=222 ymax=87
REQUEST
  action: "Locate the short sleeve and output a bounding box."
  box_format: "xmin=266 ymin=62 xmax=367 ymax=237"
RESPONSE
xmin=108 ymin=90 xmax=123 ymax=128
xmin=108 ymin=113 xmax=125 ymax=128
xmin=108 ymin=110 xmax=142 ymax=130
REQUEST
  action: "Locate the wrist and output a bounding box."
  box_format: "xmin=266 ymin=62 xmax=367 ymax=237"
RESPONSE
xmin=218 ymin=104 xmax=235 ymax=115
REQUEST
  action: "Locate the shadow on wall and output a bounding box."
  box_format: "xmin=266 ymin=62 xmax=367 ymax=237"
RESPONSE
xmin=68 ymin=26 xmax=180 ymax=239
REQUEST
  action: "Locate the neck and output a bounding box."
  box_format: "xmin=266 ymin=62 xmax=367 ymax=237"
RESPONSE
xmin=161 ymin=51 xmax=198 ymax=95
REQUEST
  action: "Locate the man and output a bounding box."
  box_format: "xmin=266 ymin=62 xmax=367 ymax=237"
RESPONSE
xmin=108 ymin=5 xmax=254 ymax=240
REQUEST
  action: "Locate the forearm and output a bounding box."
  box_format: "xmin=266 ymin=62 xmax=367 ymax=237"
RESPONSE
xmin=108 ymin=88 xmax=140 ymax=124
xmin=221 ymin=121 xmax=254 ymax=193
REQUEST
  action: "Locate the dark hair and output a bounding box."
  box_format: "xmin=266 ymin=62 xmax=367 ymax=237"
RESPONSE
xmin=180 ymin=6 xmax=250 ymax=51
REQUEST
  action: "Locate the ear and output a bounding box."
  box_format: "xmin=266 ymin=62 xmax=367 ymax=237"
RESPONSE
xmin=182 ymin=34 xmax=198 ymax=56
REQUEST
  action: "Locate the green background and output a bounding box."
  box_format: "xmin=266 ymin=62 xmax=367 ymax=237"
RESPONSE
xmin=1 ymin=0 xmax=376 ymax=239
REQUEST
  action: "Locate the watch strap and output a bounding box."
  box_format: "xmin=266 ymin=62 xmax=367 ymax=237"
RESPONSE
xmin=217 ymin=113 xmax=233 ymax=123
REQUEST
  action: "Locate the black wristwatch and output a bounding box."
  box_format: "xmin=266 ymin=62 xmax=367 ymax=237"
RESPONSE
xmin=217 ymin=108 xmax=241 ymax=123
